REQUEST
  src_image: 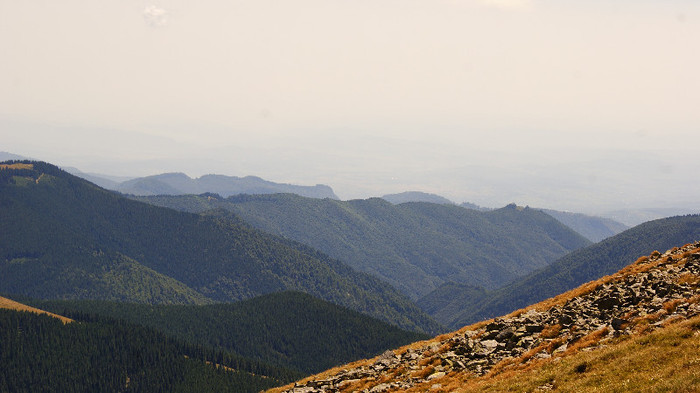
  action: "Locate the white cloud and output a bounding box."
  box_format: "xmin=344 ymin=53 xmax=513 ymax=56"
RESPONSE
xmin=143 ymin=5 xmax=169 ymax=27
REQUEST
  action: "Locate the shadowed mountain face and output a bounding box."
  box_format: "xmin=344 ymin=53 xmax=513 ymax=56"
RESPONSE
xmin=114 ymin=172 xmax=338 ymax=199
xmin=0 ymin=301 xmax=297 ymax=392
xmin=134 ymin=195 xmax=591 ymax=300
xmin=33 ymin=291 xmax=429 ymax=375
xmin=0 ymin=161 xmax=440 ymax=334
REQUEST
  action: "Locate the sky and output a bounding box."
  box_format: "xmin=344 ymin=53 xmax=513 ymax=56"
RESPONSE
xmin=1 ymin=0 xmax=699 ymax=213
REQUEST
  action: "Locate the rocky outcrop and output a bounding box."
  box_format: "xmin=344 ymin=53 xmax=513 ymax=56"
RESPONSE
xmin=278 ymin=242 xmax=700 ymax=393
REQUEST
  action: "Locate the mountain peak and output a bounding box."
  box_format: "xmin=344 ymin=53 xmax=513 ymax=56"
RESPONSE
xmin=274 ymin=241 xmax=700 ymax=392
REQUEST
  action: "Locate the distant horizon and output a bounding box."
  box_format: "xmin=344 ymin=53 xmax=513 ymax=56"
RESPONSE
xmin=2 ymin=1 xmax=699 ymax=215
xmin=3 ymin=149 xmax=700 ymax=225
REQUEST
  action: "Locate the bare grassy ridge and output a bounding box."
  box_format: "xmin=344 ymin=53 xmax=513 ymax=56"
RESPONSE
xmin=0 ymin=296 xmax=72 ymax=324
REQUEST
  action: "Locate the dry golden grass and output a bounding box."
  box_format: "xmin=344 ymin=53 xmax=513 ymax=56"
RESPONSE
xmin=412 ymin=365 xmax=436 ymax=379
xmin=0 ymin=163 xmax=33 ymax=170
xmin=564 ymin=326 xmax=610 ymax=355
xmin=540 ymin=323 xmax=562 ymax=339
xmin=677 ymin=273 xmax=700 ymax=286
xmin=449 ymin=315 xmax=700 ymax=392
xmin=0 ymin=296 xmax=73 ymax=324
xmin=663 ymin=298 xmax=684 ymax=314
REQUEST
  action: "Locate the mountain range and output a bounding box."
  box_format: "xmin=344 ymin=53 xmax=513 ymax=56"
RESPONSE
xmin=3 ymin=157 xmax=700 ymax=392
xmin=132 ymin=194 xmax=591 ymax=300
xmin=112 ymin=172 xmax=339 ymax=199
xmin=0 ymin=161 xmax=439 ymax=334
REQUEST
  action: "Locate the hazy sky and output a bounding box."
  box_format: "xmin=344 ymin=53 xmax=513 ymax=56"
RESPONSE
xmin=1 ymin=0 xmax=699 ymax=212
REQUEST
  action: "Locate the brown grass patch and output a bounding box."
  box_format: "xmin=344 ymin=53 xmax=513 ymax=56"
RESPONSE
xmin=677 ymin=273 xmax=700 ymax=286
xmin=663 ymin=298 xmax=684 ymax=314
xmin=0 ymin=296 xmax=72 ymax=324
xmin=0 ymin=163 xmax=33 ymax=170
xmin=412 ymin=365 xmax=436 ymax=379
xmin=630 ymin=312 xmax=663 ymax=334
xmin=518 ymin=341 xmax=551 ymax=363
xmin=540 ymin=324 xmax=561 ymax=339
xmin=564 ymin=327 xmax=610 ymax=355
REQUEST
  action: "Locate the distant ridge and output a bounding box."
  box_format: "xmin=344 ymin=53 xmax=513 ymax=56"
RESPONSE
xmin=381 ymin=191 xmax=453 ymax=205
xmin=539 ymin=208 xmax=628 ymax=242
xmin=0 ymin=152 xmax=29 ymax=161
xmin=115 ymin=172 xmax=339 ymax=199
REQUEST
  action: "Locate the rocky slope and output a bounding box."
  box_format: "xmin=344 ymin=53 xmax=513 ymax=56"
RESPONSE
xmin=273 ymin=241 xmax=700 ymax=393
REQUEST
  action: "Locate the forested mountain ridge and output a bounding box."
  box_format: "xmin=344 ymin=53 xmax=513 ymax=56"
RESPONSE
xmin=0 ymin=161 xmax=440 ymax=334
xmin=429 ymin=214 xmax=700 ymax=329
xmin=0 ymin=301 xmax=300 ymax=392
xmin=32 ymin=291 xmax=428 ymax=374
xmin=134 ymin=194 xmax=591 ymax=299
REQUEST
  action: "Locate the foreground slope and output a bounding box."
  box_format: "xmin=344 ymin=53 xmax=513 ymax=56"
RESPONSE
xmin=34 ymin=291 xmax=428 ymax=374
xmin=273 ymin=242 xmax=700 ymax=393
xmin=135 ymin=195 xmax=590 ymax=299
xmin=0 ymin=161 xmax=439 ymax=333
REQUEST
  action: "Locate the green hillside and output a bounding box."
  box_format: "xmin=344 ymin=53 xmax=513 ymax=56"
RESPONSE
xmin=34 ymin=291 xmax=428 ymax=374
xmin=0 ymin=161 xmax=440 ymax=334
xmin=0 ymin=307 xmax=297 ymax=393
xmin=415 ymin=282 xmax=487 ymax=328
xmin=134 ymin=195 xmax=591 ymax=300
xmin=442 ymin=214 xmax=700 ymax=328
